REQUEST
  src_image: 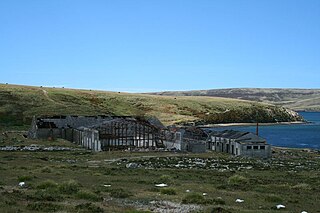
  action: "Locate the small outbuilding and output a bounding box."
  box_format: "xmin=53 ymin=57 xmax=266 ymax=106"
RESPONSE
xmin=207 ymin=130 xmax=271 ymax=158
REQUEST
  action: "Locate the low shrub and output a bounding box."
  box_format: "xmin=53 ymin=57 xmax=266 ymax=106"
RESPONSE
xmin=41 ymin=166 xmax=53 ymax=173
xmin=76 ymin=190 xmax=102 ymax=201
xmin=137 ymin=180 xmax=149 ymax=184
xmin=36 ymin=180 xmax=58 ymax=189
xmin=265 ymin=194 xmax=283 ymax=203
xmin=75 ymin=202 xmax=104 ymax=213
xmin=109 ymin=188 xmax=132 ymax=198
xmin=4 ymin=199 xmax=17 ymax=205
xmin=228 ymin=175 xmax=248 ymax=186
xmin=182 ymin=193 xmax=207 ymax=204
xmin=18 ymin=175 xmax=33 ymax=182
xmin=216 ymin=184 xmax=227 ymax=190
xmin=209 ymin=207 xmax=232 ymax=213
xmin=182 ymin=193 xmax=225 ymax=205
xmin=214 ymin=197 xmax=226 ymax=205
xmin=159 ymin=175 xmax=173 ymax=184
xmin=2 ymin=189 xmax=27 ymax=201
xmin=58 ymin=180 xmax=80 ymax=194
xmin=148 ymin=187 xmax=160 ymax=192
xmin=291 ymin=183 xmax=311 ymax=190
xmin=27 ymin=202 xmax=62 ymax=212
xmin=33 ymin=188 xmax=63 ymax=201
xmin=160 ymin=188 xmax=177 ymax=195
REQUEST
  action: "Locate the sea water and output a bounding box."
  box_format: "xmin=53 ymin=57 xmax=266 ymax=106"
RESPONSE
xmin=209 ymin=112 xmax=320 ymax=149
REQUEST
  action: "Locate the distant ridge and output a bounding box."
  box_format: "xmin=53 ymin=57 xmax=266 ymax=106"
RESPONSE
xmin=148 ymin=88 xmax=320 ymax=112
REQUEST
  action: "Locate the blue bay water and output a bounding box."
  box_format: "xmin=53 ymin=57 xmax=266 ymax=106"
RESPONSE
xmin=209 ymin=112 xmax=320 ymax=149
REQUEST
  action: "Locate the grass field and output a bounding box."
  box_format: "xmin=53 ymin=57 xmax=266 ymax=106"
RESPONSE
xmin=0 ymin=131 xmax=319 ymax=213
xmin=0 ymin=84 xmax=303 ymax=127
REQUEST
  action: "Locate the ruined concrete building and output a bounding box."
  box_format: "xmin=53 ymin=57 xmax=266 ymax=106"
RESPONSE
xmin=29 ymin=115 xmax=271 ymax=158
xmin=28 ymin=115 xmax=165 ymax=151
xmin=207 ymin=130 xmax=271 ymax=158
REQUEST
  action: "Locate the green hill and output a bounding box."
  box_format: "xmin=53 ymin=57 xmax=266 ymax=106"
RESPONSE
xmin=0 ymin=84 xmax=303 ymax=127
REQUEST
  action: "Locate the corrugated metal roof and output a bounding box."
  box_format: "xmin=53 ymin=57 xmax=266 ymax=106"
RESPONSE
xmin=209 ymin=130 xmax=266 ymax=143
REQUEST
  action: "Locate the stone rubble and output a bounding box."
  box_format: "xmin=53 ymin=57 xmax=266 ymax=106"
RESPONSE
xmin=0 ymin=145 xmax=81 ymax=151
xmin=119 ymin=154 xmax=319 ymax=172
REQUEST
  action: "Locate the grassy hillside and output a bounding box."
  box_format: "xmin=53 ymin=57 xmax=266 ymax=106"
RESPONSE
xmin=0 ymin=84 xmax=303 ymax=127
xmin=149 ymin=88 xmax=320 ymax=111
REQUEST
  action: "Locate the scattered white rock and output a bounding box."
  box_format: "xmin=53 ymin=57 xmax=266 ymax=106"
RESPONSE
xmin=18 ymin=182 xmax=25 ymax=187
xmin=155 ymin=183 xmax=168 ymax=187
xmin=202 ymin=193 xmax=207 ymax=196
xmin=126 ymin=163 xmax=138 ymax=169
xmin=235 ymin=199 xmax=244 ymax=203
xmin=147 ymin=200 xmax=202 ymax=213
xmin=276 ymin=204 xmax=286 ymax=209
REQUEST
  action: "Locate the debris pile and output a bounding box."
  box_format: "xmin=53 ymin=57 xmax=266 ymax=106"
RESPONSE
xmin=0 ymin=145 xmax=80 ymax=151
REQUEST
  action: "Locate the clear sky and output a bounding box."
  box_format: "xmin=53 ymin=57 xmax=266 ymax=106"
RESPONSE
xmin=1 ymin=0 xmax=319 ymax=92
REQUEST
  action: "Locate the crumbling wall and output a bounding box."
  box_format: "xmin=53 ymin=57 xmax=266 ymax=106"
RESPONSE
xmin=185 ymin=140 xmax=207 ymax=153
xmin=240 ymin=144 xmax=271 ymax=158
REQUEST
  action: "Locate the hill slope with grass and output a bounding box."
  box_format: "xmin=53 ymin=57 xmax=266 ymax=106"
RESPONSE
xmin=149 ymin=88 xmax=320 ymax=111
xmin=0 ymin=84 xmax=303 ymax=127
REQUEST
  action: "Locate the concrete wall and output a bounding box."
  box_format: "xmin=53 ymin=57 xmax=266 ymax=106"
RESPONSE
xmin=30 ymin=127 xmax=101 ymax=152
xmin=162 ymin=130 xmax=207 ymax=153
xmin=187 ymin=142 xmax=206 ymax=153
xmin=240 ymin=144 xmax=271 ymax=158
xmin=34 ymin=129 xmax=63 ymax=139
xmin=163 ymin=141 xmax=181 ymax=150
xmin=163 ymin=132 xmax=183 ymax=151
xmin=78 ymin=128 xmax=101 ymax=152
xmin=209 ymin=136 xmax=229 ymax=153
xmin=28 ymin=116 xmax=38 ymax=138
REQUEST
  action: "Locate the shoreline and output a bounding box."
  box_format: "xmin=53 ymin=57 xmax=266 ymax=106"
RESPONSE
xmin=198 ymin=121 xmax=308 ymax=128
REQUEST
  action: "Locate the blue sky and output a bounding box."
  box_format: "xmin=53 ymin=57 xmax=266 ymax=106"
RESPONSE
xmin=1 ymin=0 xmax=319 ymax=92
